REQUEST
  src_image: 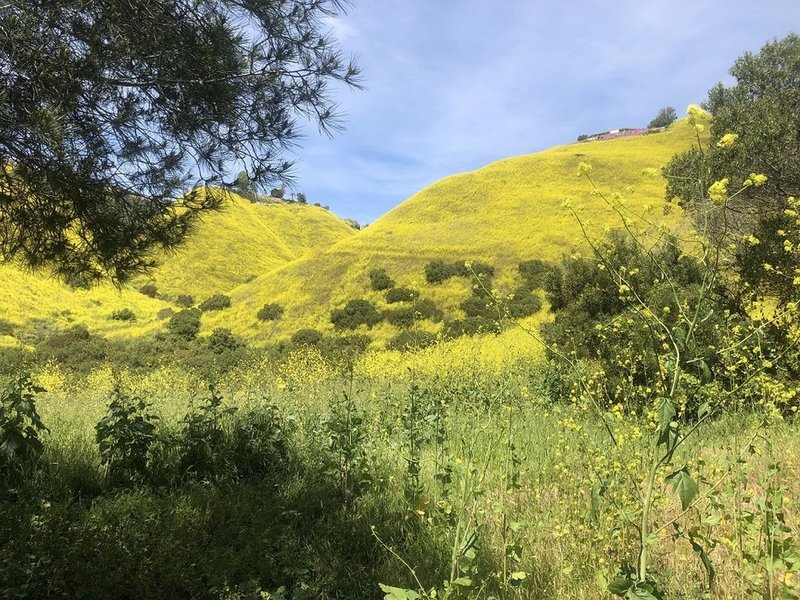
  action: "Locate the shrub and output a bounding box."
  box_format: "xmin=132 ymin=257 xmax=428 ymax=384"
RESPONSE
xmin=95 ymin=388 xmax=159 ymax=487
xmin=368 ymin=268 xmax=394 ymax=291
xmin=110 ymin=308 xmax=136 ymax=321
xmin=385 ymin=286 xmax=418 ymax=303
xmin=318 ymin=334 xmax=372 ymax=365
xmin=296 ymin=192 xmax=307 ymax=203
xmin=330 ymin=299 xmax=382 ymax=330
xmin=156 ymin=308 xmax=174 ymax=320
xmin=460 ymin=294 xmax=495 ymax=318
xmin=199 ymin=294 xmax=231 ymax=312
xmin=166 ymin=309 xmax=202 ymax=340
xmin=208 ymin=328 xmax=242 ymax=354
xmin=384 ymin=306 xmax=416 ymax=328
xmin=291 ymin=328 xmax=323 ymax=346
xmin=0 ymin=319 xmax=14 ymax=336
xmin=462 ymin=261 xmax=494 ymax=279
xmin=506 ymin=290 xmax=543 ymax=318
xmin=387 ymin=330 xmax=437 ymax=351
xmin=518 ymin=259 xmax=556 ymax=289
xmin=139 ymin=284 xmax=158 ymax=298
xmin=175 ymin=294 xmax=194 ymax=308
xmin=0 ymin=373 xmax=48 ymax=479
xmin=257 ymin=303 xmax=284 ymax=321
xmin=443 ymin=316 xmax=501 ymax=337
xmin=36 ymin=326 xmax=108 ymax=374
xmin=344 ymin=218 xmax=361 ymax=230
xmin=424 ymin=260 xmax=456 ymax=284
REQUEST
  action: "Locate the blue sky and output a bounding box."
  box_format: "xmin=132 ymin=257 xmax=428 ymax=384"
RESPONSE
xmin=286 ymin=1 xmax=799 ymax=225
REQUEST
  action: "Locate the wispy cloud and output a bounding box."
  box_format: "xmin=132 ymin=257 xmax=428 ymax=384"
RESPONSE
xmin=288 ymin=1 xmax=799 ymax=223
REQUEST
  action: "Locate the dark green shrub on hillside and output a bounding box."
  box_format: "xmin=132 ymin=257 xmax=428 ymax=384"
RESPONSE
xmin=37 ymin=326 xmax=108 ymax=374
xmin=330 ymin=299 xmax=382 ymax=330
xmin=157 ymin=308 xmax=175 ymax=320
xmin=460 ymin=294 xmax=496 ymax=318
xmin=443 ymin=317 xmax=501 ymax=338
xmin=385 ymin=287 xmax=419 ymax=303
xmin=424 ymin=260 xmax=456 ymax=284
xmin=139 ymin=284 xmax=158 ymax=298
xmin=166 ymin=309 xmax=202 ymax=340
xmin=199 ymin=294 xmax=231 ymax=312
xmin=208 ymin=328 xmax=242 ymax=354
xmin=462 ymin=261 xmax=494 ymax=279
xmin=506 ymin=290 xmax=543 ymax=318
xmin=291 ymin=328 xmax=323 ymax=346
xmin=175 ymin=294 xmax=194 ymax=308
xmin=518 ymin=259 xmax=557 ymax=289
xmin=387 ymin=330 xmax=437 ymax=351
xmin=257 ymin=303 xmax=284 ymax=321
xmin=368 ymin=268 xmax=394 ymax=291
xmin=0 ymin=373 xmax=48 ymax=480
xmin=384 ymin=306 xmax=416 ymax=328
xmin=110 ymin=308 xmax=136 ymax=321
xmin=0 ymin=319 xmax=14 ymax=336
xmin=319 ymin=334 xmax=372 ymax=364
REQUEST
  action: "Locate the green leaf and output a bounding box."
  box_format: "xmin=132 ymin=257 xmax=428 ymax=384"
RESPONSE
xmin=378 ymin=584 xmax=421 ymax=600
xmin=688 ymin=532 xmax=716 ymax=589
xmin=591 ymin=479 xmax=605 ymax=521
xmin=656 ymin=397 xmax=676 ymax=447
xmin=666 ymin=468 xmax=699 ymax=510
xmin=452 ymin=577 xmax=472 ymax=587
xmin=608 ymin=575 xmax=634 ymax=596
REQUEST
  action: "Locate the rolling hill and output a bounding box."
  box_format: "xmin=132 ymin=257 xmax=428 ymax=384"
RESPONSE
xmin=0 ymin=192 xmax=355 ymax=346
xmin=1 ymin=120 xmax=703 ymax=350
xmin=209 ymin=119 xmax=702 ymax=343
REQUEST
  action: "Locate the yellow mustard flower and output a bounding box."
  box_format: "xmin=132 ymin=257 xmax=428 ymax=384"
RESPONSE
xmin=708 ymin=178 xmax=729 ymax=204
xmin=716 ymin=133 xmax=738 ymax=148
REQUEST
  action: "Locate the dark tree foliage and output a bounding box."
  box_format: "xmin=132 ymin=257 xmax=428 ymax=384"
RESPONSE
xmin=647 ymin=106 xmax=677 ymax=128
xmin=368 ymin=268 xmax=394 ymax=291
xmin=663 ymin=34 xmax=800 ymax=301
xmin=0 ymin=0 xmax=360 ymax=284
xmin=330 ymin=299 xmax=382 ymax=330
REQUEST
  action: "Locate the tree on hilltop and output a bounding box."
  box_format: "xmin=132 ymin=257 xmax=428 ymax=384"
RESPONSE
xmin=0 ymin=0 xmax=360 ymax=284
xmin=647 ymin=106 xmax=677 ymax=128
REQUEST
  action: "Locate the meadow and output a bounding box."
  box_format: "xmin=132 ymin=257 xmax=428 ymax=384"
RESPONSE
xmin=2 ymin=333 xmax=798 ymax=599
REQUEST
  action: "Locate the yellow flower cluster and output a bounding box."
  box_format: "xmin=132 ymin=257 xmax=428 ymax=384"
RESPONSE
xmin=708 ymin=178 xmax=729 ymax=204
xmin=576 ymin=162 xmax=593 ymax=177
xmin=743 ymin=173 xmax=768 ymax=187
xmin=716 ymin=133 xmax=739 ymax=148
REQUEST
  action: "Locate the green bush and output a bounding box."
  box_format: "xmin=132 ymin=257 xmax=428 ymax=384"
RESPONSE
xmin=291 ymin=328 xmax=323 ymax=346
xmin=0 ymin=373 xmax=48 ymax=480
xmin=175 ymin=294 xmax=194 ymax=308
xmin=110 ymin=308 xmax=136 ymax=321
xmin=385 ymin=287 xmax=419 ymax=303
xmin=518 ymin=259 xmax=556 ymax=289
xmin=166 ymin=309 xmax=202 ymax=340
xmin=36 ymin=326 xmax=108 ymax=374
xmin=424 ymin=260 xmax=456 ymax=284
xmin=443 ymin=317 xmax=501 ymax=338
xmin=138 ymin=284 xmax=158 ymax=298
xmin=156 ymin=308 xmax=174 ymax=320
xmin=199 ymin=294 xmax=231 ymax=312
xmin=387 ymin=330 xmax=437 ymax=351
xmin=460 ymin=294 xmax=495 ymax=318
xmin=0 ymin=318 xmax=14 ymax=336
xmin=368 ymin=268 xmax=394 ymax=291
xmin=208 ymin=328 xmax=242 ymax=354
xmin=257 ymin=303 xmax=284 ymax=321
xmin=95 ymin=388 xmax=159 ymax=487
xmin=330 ymin=299 xmax=382 ymax=330
xmin=506 ymin=290 xmax=543 ymax=318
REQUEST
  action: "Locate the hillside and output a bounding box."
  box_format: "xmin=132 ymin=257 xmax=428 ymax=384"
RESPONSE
xmin=0 ymin=192 xmax=354 ymax=345
xmin=212 ymin=120 xmax=702 ymax=343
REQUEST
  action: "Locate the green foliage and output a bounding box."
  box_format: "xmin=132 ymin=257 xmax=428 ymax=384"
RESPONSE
xmin=0 ymin=319 xmax=14 ymax=336
xmin=257 ymin=303 xmax=284 ymax=321
xmin=174 ymin=294 xmax=195 ymax=308
xmin=0 ymin=0 xmax=361 ymax=283
xmin=0 ymin=373 xmax=47 ymax=479
xmin=424 ymin=260 xmax=455 ymax=284
xmin=664 ymin=34 xmax=800 ymax=301
xmin=199 ymin=294 xmax=231 ymax=312
xmin=36 ymin=325 xmax=108 ymax=375
xmin=110 ymin=308 xmax=136 ymax=321
xmin=178 ymin=385 xmax=237 ymax=481
xmin=207 ymin=328 xmax=243 ymax=355
xmin=387 ymin=330 xmax=438 ymax=351
xmin=517 ymin=259 xmax=557 ymax=289
xmin=95 ymin=388 xmax=159 ymax=487
xmin=156 ymin=307 xmax=174 ymax=320
xmin=344 ymin=218 xmax=361 ymax=230
xmin=166 ymin=309 xmax=202 ymax=340
xmin=369 ymin=268 xmax=395 ymax=291
xmin=291 ymin=328 xmax=323 ymax=347
xmin=322 ymin=391 xmax=372 ymax=502
xmin=505 ymin=290 xmax=543 ymax=318
xmin=296 ymin=192 xmax=307 ymax=204
xmin=647 ymin=106 xmax=677 ymax=128
xmin=138 ymin=284 xmax=158 ymax=298
xmin=425 ymin=260 xmax=494 ymax=285
xmin=386 ymin=287 xmax=419 ymax=303
xmin=331 ymin=299 xmax=383 ymax=330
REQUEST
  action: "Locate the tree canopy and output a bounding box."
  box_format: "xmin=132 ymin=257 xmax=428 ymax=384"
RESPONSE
xmin=663 ymin=34 xmax=800 ymax=301
xmin=0 ymin=0 xmax=360 ymax=284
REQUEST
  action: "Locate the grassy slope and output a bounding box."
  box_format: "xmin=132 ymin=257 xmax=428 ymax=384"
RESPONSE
xmin=217 ymin=121 xmax=701 ymax=343
xmin=0 ymin=192 xmax=354 ymax=345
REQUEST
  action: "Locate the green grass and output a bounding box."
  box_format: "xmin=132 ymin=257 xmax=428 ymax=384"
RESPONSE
xmin=2 ymin=359 xmax=797 ymax=599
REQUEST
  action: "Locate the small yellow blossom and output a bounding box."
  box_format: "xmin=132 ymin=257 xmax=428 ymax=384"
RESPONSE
xmin=746 ymin=234 xmax=761 ymax=246
xmin=687 ymin=104 xmax=707 ymax=125
xmin=577 ymin=162 xmax=592 ymax=177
